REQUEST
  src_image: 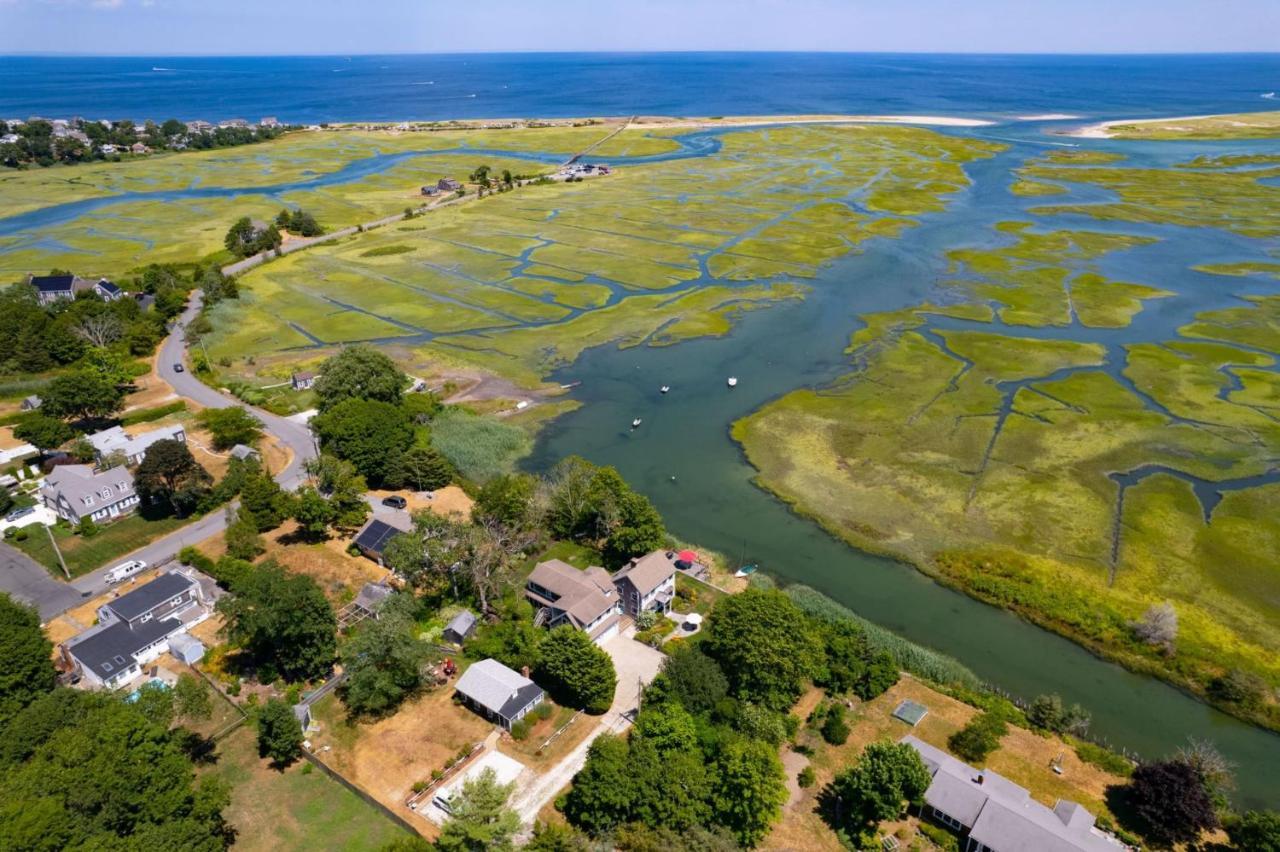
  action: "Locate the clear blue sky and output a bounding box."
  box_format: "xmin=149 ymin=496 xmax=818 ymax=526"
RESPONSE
xmin=2 ymin=0 xmax=1277 ymax=55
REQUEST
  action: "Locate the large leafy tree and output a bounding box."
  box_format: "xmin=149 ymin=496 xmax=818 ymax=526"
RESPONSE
xmin=437 ymin=768 xmax=521 ymax=852
xmin=1127 ymin=759 xmax=1218 ymax=847
xmin=341 ymin=595 xmax=432 ymax=717
xmin=11 ymin=412 xmax=74 ymax=451
xmin=390 ymin=445 xmax=454 ymax=492
xmin=629 ymin=737 xmax=713 ymax=831
xmin=195 ymin=406 xmax=262 ymax=450
xmin=563 ymin=734 xmax=634 ymax=835
xmin=1227 ymin=810 xmax=1280 ymax=852
xmin=217 ymin=561 xmax=336 ymax=682
xmin=658 ymin=644 xmax=728 ymax=715
xmin=383 ymin=510 xmax=470 ymax=597
xmin=135 ymin=439 xmax=213 ymax=516
xmin=702 ymin=588 xmax=821 ymax=711
xmin=291 ymin=486 xmax=336 ymax=539
xmin=256 ymin=697 xmax=303 ymax=768
xmin=711 ymin=737 xmax=787 ymax=847
xmin=312 ymin=398 xmax=413 ymax=484
xmin=829 ymin=740 xmax=932 ymax=833
xmin=0 ymin=689 xmax=231 ymax=850
xmin=534 ymin=625 xmax=617 ymax=715
xmin=306 ymin=454 xmax=370 ymax=530
xmin=40 ymin=369 xmax=125 ymax=421
xmin=0 ymin=594 xmax=56 ymax=726
xmin=312 ymin=345 xmax=409 ymax=412
xmin=602 ymin=490 xmax=666 ymax=569
xmin=238 ymin=464 xmax=292 ymax=531
xmin=472 ymin=473 xmax=537 ymax=528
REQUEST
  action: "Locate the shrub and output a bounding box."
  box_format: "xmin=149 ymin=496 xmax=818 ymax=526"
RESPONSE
xmin=918 ymin=821 xmax=960 ymax=852
xmin=511 ymin=719 xmax=531 ymax=740
xmin=947 ymin=712 xmax=1007 ymax=764
xmin=13 ymin=528 xmax=28 ymax=542
xmin=76 ymin=517 xmax=99 ymax=538
xmin=532 ymin=702 xmax=554 ymax=722
xmin=821 ymin=704 xmax=851 ymax=745
xmin=1072 ymin=738 xmax=1134 ymax=777
xmin=798 ymin=766 xmax=816 ymax=788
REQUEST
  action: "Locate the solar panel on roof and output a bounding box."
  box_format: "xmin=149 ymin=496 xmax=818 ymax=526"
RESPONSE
xmin=355 ymin=520 xmax=404 ymax=554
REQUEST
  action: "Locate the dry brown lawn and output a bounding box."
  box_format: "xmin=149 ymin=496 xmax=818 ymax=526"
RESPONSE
xmin=308 ymin=684 xmax=493 ymax=837
xmin=763 ymin=675 xmax=1129 ymax=851
xmin=496 ymin=705 xmax=595 ymax=771
xmin=0 ymin=425 xmax=29 ymax=452
xmin=369 ymin=485 xmax=474 ymax=520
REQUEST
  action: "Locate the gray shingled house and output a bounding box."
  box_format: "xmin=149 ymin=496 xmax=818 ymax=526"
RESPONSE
xmin=41 ymin=464 xmax=140 ymax=525
xmin=454 ymin=659 xmax=545 ymax=730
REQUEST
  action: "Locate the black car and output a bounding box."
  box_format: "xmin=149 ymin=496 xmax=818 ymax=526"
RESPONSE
xmin=381 ymin=495 xmax=408 ymax=509
xmin=173 ymin=363 xmax=185 ymax=373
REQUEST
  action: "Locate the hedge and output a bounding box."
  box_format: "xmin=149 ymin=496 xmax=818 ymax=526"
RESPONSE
xmin=121 ymin=400 xmax=187 ymax=426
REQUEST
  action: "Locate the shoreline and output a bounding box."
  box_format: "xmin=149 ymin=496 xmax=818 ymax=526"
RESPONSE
xmin=336 ymin=112 xmax=996 ymax=132
xmin=1068 ymin=108 xmax=1280 ymax=139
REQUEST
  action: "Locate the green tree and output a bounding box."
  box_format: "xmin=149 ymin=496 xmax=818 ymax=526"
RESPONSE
xmin=195 ymin=406 xmax=262 ymax=450
xmin=311 ymin=398 xmax=413 ymax=484
xmin=702 ymin=588 xmax=821 ymax=711
xmin=239 ymin=466 xmax=292 ymax=531
xmin=947 ymin=712 xmax=1007 ymax=763
xmin=256 ymin=697 xmax=303 ymax=768
xmin=341 ymin=595 xmax=431 ymax=717
xmin=134 ymin=439 xmax=213 ymax=516
xmin=854 ymin=651 xmax=899 ymax=701
xmin=307 ymin=454 xmax=370 ymax=530
xmin=174 ymin=673 xmax=213 ymax=722
xmin=312 ymin=345 xmax=409 ymax=412
xmin=1027 ymin=693 xmax=1090 ymax=735
xmin=1208 ymin=669 xmax=1267 ymax=710
xmin=382 ymin=510 xmax=469 ymax=596
xmin=1227 ymin=810 xmax=1280 ymax=852
xmin=11 ymin=412 xmax=74 ymax=451
xmin=224 ymin=507 xmax=266 ymax=560
xmin=390 ymin=444 xmax=454 ymax=492
xmin=629 ymin=738 xmax=713 ymax=831
xmin=633 ymin=700 xmax=698 ymax=756
xmin=0 ymin=593 xmax=56 ymax=726
xmin=602 ymin=490 xmax=666 ymax=568
xmin=828 ymin=740 xmax=932 ymax=833
xmin=472 ymin=473 xmax=537 ymax=528
xmin=659 ymin=644 xmax=728 ymax=714
xmin=534 ymin=625 xmax=617 ymax=714
xmin=290 ymin=486 xmax=334 ymax=539
xmin=466 ymin=598 xmax=544 ymax=672
xmin=821 ymin=703 xmax=851 ymax=746
xmin=224 ymin=217 xmax=257 ymax=257
xmin=711 ymin=737 xmax=787 ymax=847
xmin=526 ymin=821 xmax=591 ymax=851
xmin=133 ymin=680 xmax=176 ymax=728
xmin=40 ymin=369 xmax=125 ymax=421
xmin=563 ymin=734 xmax=634 ymax=835
xmin=437 ymin=767 xmax=521 ymax=852
xmin=217 ymin=561 xmax=336 ymax=682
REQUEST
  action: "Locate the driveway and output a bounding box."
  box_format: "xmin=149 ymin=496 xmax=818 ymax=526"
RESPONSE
xmin=509 ymin=628 xmax=665 ymax=823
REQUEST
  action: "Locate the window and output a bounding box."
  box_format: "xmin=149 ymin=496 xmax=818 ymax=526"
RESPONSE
xmin=114 ymin=655 xmax=126 ymax=665
xmin=101 ymin=488 xmax=112 ymax=499
xmin=102 ymin=662 xmax=113 ymax=672
xmin=84 ymin=495 xmax=95 ymax=506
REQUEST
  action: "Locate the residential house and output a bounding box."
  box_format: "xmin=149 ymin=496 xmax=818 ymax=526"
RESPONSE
xmin=291 ymin=371 xmax=316 ymax=390
xmin=454 ymin=659 xmax=545 ymax=730
xmin=612 ymin=550 xmax=677 ymax=618
xmin=100 ymin=143 xmax=118 ymax=154
xmin=27 ymin=274 xmax=124 ymax=305
xmin=0 ymin=133 xmax=20 ymax=145
xmin=41 ymin=464 xmax=139 ymax=525
xmin=86 ymin=423 xmax=186 ymax=467
xmin=186 ymin=120 xmax=213 ymax=134
xmin=130 ymin=142 xmax=150 ymax=155
xmin=525 ymin=559 xmax=622 ymax=643
xmin=64 ymin=571 xmax=209 ymax=689
xmin=353 ymin=516 xmax=409 ymax=566
xmin=420 ymin=185 xmax=441 ymax=196
xmin=437 ymin=177 xmax=462 ymax=192
xmin=902 ymin=736 xmax=1125 ymax=852
xmin=219 ymin=118 xmax=250 ymax=129
xmin=443 ymin=609 xmax=477 ymax=644
xmin=259 ymin=116 xmax=281 ymax=128
xmin=20 ymin=395 xmax=41 ymax=411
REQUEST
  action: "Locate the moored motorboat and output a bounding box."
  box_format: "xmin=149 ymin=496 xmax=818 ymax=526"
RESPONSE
xmin=660 ymin=385 xmax=670 ymax=394
xmin=727 ymin=376 xmax=738 ymax=387
xmin=631 ymin=418 xmax=642 ymax=428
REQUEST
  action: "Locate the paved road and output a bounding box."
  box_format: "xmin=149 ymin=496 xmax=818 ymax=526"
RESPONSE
xmin=0 ymin=542 xmax=84 ymax=619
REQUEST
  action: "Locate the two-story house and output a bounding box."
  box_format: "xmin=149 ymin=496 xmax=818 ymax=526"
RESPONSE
xmin=27 ymin=274 xmax=123 ymax=305
xmin=86 ymin=423 xmax=186 ymax=466
xmin=525 ymin=559 xmax=622 ymax=644
xmin=41 ymin=464 xmax=139 ymax=525
xmin=64 ymin=572 xmax=209 ymax=689
xmin=611 ymin=551 xmax=678 ymax=618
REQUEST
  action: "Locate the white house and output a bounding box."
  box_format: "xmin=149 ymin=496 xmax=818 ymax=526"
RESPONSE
xmin=87 ymin=423 xmax=186 ymax=466
xmin=41 ymin=464 xmax=139 ymax=525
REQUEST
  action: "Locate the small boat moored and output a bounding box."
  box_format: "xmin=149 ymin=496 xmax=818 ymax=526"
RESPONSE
xmin=734 ymin=562 xmax=759 ymax=578
xmin=631 ymin=418 xmax=643 ymax=429
xmin=660 ymin=385 xmax=670 ymax=394
xmin=727 ymin=376 xmax=738 ymax=388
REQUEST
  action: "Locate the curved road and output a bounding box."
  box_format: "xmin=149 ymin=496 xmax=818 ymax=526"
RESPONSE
xmin=1 ymin=292 xmax=318 ymax=617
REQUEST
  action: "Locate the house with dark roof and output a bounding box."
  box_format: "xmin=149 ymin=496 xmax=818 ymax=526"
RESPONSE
xmin=443 ymin=609 xmax=477 ymax=644
xmin=353 ymin=516 xmax=409 ymax=565
xmin=41 ymin=464 xmax=139 ymax=525
xmin=526 ymin=559 xmax=622 ymax=643
xmin=902 ymin=736 xmax=1126 ymax=852
xmin=437 ymin=177 xmax=462 ymax=192
xmin=454 ymin=659 xmax=545 ymax=730
xmin=612 ymin=550 xmax=677 ymax=618
xmin=27 ymin=274 xmax=124 ymax=305
xmin=291 ymin=371 xmax=316 ymax=390
xmin=20 ymin=395 xmax=41 ymax=411
xmin=65 ymin=572 xmax=210 ymax=689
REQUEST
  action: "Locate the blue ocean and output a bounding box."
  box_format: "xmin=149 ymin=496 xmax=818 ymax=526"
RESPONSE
xmin=1 ymin=52 xmax=1278 ymax=123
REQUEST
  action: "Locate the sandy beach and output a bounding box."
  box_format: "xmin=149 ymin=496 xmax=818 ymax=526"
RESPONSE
xmin=341 ymin=113 xmax=995 ymax=133
xmin=1068 ymin=114 xmax=1218 ymax=138
xmin=1068 ymin=109 xmax=1280 ymax=139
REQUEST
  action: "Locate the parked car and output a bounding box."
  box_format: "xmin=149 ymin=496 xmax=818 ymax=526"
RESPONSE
xmin=105 ymin=559 xmax=147 ymax=584
xmin=381 ymin=495 xmax=408 ymax=510
xmin=4 ymin=506 xmax=35 ymax=523
xmin=173 ymin=363 xmax=185 ymax=373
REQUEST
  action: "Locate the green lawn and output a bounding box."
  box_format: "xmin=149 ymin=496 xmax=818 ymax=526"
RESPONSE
xmin=526 ymin=540 xmax=603 ymax=572
xmin=205 ymin=726 xmax=410 ymax=852
xmin=675 ymin=573 xmax=724 ymax=616
xmin=14 ymin=512 xmax=192 ymax=578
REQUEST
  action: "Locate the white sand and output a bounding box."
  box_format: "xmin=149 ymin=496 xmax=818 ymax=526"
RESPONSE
xmin=632 ymin=114 xmax=994 ymax=129
xmin=1014 ymin=113 xmax=1082 ymax=121
xmin=1068 ymin=113 xmax=1223 ymax=139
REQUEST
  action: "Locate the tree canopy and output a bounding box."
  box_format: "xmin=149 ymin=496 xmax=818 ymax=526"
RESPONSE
xmin=134 ymin=438 xmax=212 ymax=516
xmin=1127 ymin=759 xmax=1218 ymax=847
xmin=195 ymin=406 xmax=262 ymax=450
xmin=40 ymin=369 xmax=125 ymax=421
xmin=11 ymin=412 xmax=74 ymax=451
xmin=828 ymin=740 xmax=932 ymax=835
xmin=256 ymin=697 xmax=303 ymax=768
xmin=702 ymin=588 xmax=821 ymax=711
xmin=312 ymin=345 xmax=409 ymax=412
xmin=436 ymin=767 xmax=521 ymax=852
xmin=341 ymin=595 xmax=432 ymax=717
xmin=534 ymin=626 xmax=617 ymax=715
xmin=217 ymin=561 xmax=336 ymax=682
xmin=311 ymin=398 xmax=413 ymax=484
xmin=0 ymin=594 xmax=56 ymax=727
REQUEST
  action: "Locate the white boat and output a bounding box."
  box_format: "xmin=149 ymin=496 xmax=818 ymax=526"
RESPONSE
xmin=727 ymin=377 xmax=738 ymax=388
xmin=631 ymin=418 xmax=643 ymax=428
xmin=660 ymin=385 xmax=670 ymax=394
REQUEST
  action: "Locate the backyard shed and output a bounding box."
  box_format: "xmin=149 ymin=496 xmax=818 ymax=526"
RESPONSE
xmin=167 ymin=632 xmax=206 ymax=665
xmin=443 ymin=610 xmax=477 ymax=644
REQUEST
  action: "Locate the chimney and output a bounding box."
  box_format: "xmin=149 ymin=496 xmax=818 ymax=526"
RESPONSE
xmin=521 ymin=665 xmax=531 ymax=679
xmin=976 ymin=772 xmax=985 ymax=785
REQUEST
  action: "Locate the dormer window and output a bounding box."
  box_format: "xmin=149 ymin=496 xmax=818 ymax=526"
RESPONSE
xmin=102 ymin=662 xmax=113 ymax=672
xmin=84 ymin=495 xmax=95 ymax=506
xmin=101 ymin=488 xmax=112 ymax=499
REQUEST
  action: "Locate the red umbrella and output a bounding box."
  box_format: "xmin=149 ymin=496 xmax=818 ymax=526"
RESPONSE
xmin=678 ymin=550 xmax=697 ymax=563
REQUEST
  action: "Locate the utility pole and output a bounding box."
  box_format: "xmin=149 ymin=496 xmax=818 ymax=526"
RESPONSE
xmin=46 ymin=525 xmax=70 ymax=580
